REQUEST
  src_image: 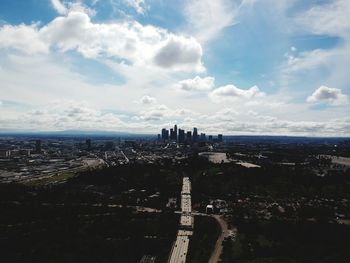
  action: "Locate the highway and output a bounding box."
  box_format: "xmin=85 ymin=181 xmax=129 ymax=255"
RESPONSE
xmin=181 ymin=195 xmax=192 ymax=214
xmin=168 ymin=177 xmax=193 ymax=263
xmin=120 ymin=150 xmax=129 ymax=163
xmin=168 ymin=235 xmax=190 ymax=263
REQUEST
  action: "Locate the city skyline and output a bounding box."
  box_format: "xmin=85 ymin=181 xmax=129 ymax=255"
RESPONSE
xmin=1 ymin=2 xmax=349 ymax=260
xmin=0 ymin=0 xmax=350 ymax=136
xmin=159 ymin=124 xmax=223 ymax=143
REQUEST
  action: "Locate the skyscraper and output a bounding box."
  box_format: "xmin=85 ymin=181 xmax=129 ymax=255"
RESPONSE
xmin=174 ymin=124 xmax=178 ymax=141
xmin=218 ymin=134 xmax=223 ymax=142
xmin=178 ymin=129 xmax=185 ymax=143
xmin=186 ymin=131 xmax=192 ymax=143
xmin=170 ymin=128 xmax=174 ymax=140
xmin=86 ymin=139 xmax=91 ymax=151
xmin=162 ymin=128 xmax=169 ymax=141
xmin=35 ymin=140 xmax=41 ymax=153
xmin=193 ymin=128 xmax=198 ymax=142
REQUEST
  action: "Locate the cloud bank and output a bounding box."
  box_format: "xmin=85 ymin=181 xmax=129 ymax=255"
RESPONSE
xmin=176 ymin=76 xmax=215 ymax=92
xmin=0 ymin=11 xmax=204 ymax=72
xmin=184 ymin=0 xmax=237 ymax=43
xmin=209 ymin=85 xmax=265 ymax=102
xmin=307 ymin=86 xmax=348 ymax=106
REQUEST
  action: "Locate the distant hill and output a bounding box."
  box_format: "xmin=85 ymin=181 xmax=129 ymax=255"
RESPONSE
xmin=0 ymin=130 xmax=348 ymax=142
xmin=0 ymin=130 xmax=155 ymax=138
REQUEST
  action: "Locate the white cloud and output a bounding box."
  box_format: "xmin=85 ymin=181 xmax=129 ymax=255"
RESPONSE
xmin=177 ymin=108 xmax=350 ymax=136
xmin=209 ymin=108 xmax=238 ymax=122
xmin=209 ymin=85 xmax=265 ymax=102
xmin=282 ymin=0 xmax=350 ymax=95
xmin=0 ymin=101 xmax=126 ymax=131
xmin=280 ymin=46 xmax=350 ymax=100
xmin=153 ymin=36 xmax=204 ymax=72
xmin=137 ymin=95 xmax=157 ymax=105
xmin=307 ymin=86 xmax=348 ymax=106
xmin=124 ymin=0 xmax=147 ymax=14
xmin=1 ymin=0 xmax=350 ymax=136
xmin=137 ymin=104 xmax=196 ymax=121
xmin=138 ymin=104 xmax=170 ymax=121
xmin=0 ymin=53 xmax=138 ymax=111
xmin=50 ymin=0 xmax=96 ymax=16
xmin=295 ymin=0 xmax=350 ymax=39
xmin=283 ymin=49 xmax=333 ymax=73
xmin=183 ymin=111 xmax=350 ymax=136
xmin=41 ymin=12 xmax=91 ymax=53
xmin=51 ymin=0 xmax=68 ymax=15
xmin=184 ymin=0 xmax=237 ymax=43
xmin=0 ymin=11 xmax=204 ymax=72
xmin=176 ymin=76 xmax=214 ymax=92
xmin=0 ymin=24 xmax=49 ymax=54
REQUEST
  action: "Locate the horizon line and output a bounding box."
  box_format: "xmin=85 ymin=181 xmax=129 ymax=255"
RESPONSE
xmin=0 ymin=130 xmax=349 ymax=139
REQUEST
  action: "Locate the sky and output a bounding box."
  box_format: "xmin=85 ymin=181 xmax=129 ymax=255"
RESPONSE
xmin=0 ymin=0 xmax=349 ymax=136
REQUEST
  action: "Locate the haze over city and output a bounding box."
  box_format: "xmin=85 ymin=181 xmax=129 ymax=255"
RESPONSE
xmin=1 ymin=0 xmax=349 ymax=136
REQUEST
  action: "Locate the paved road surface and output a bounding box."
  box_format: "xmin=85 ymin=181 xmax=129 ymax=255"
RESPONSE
xmin=168 ymin=177 xmax=193 ymax=263
xmin=209 ymin=215 xmax=228 ymax=263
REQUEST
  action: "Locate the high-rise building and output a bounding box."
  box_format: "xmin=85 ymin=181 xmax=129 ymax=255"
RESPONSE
xmin=161 ymin=128 xmax=169 ymax=141
xmin=218 ymin=134 xmax=223 ymax=142
xmin=170 ymin=128 xmax=174 ymax=140
xmin=0 ymin=150 xmax=11 ymax=158
xmin=193 ymin=128 xmax=198 ymax=142
xmin=178 ymin=129 xmax=185 ymax=143
xmin=186 ymin=131 xmax=192 ymax=143
xmin=174 ymin=124 xmax=178 ymax=141
xmin=35 ymin=140 xmax=41 ymax=153
xmin=159 ymin=125 xmax=220 ymax=144
xmin=86 ymin=139 xmax=91 ymax=151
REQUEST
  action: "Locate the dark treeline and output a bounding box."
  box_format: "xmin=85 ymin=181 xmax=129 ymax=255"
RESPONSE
xmin=68 ymin=163 xmax=183 ymax=209
xmin=189 ymin=160 xmax=350 ymax=201
xmin=187 ymin=216 xmax=220 ymax=263
xmin=1 ymin=153 xmax=349 ymax=262
xmin=71 ymin=163 xmax=182 ymax=194
xmin=222 ymin=219 xmax=350 ymax=263
xmin=1 ymin=206 xmax=178 ymax=262
xmin=0 ymin=162 xmax=187 ymax=263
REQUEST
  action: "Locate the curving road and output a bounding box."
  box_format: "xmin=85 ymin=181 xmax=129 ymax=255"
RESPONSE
xmin=209 ymin=215 xmax=229 ymax=263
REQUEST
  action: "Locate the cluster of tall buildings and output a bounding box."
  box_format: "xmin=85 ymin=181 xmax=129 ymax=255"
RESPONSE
xmin=158 ymin=125 xmax=223 ymax=143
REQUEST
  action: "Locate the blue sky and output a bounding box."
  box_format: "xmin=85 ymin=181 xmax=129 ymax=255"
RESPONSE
xmin=0 ymin=0 xmax=349 ymax=135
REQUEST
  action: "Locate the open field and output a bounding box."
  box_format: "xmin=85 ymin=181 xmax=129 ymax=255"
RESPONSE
xmin=325 ymin=155 xmax=350 ymax=167
xmin=23 ymin=170 xmax=80 ymax=186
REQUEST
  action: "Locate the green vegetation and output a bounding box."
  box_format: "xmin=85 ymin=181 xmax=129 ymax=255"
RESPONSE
xmin=0 ymin=162 xmax=187 ymax=263
xmin=24 ymin=170 xmax=79 ymax=186
xmin=1 ymin=154 xmax=349 ymax=263
xmin=190 ymin=161 xmax=350 ymax=200
xmin=222 ymin=220 xmax=350 ymax=263
xmin=0 ymin=183 xmax=178 ymax=263
xmin=187 ymin=216 xmax=221 ymax=263
xmin=67 ymin=163 xmax=183 ymax=209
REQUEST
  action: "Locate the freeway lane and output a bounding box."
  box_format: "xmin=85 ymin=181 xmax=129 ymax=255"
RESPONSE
xmin=168 ymin=177 xmax=193 ymax=263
